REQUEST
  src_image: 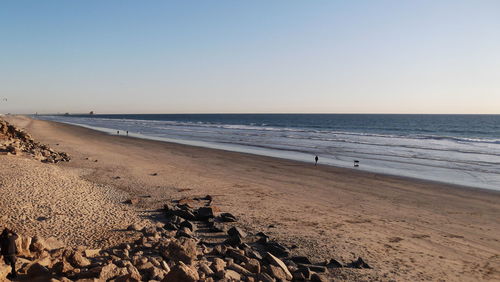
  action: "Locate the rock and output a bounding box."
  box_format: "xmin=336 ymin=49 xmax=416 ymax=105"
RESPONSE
xmin=127 ymin=224 xmax=142 ymax=231
xmin=30 ymin=236 xmax=64 ymax=253
xmin=125 ymin=198 xmax=140 ymax=205
xmin=137 ymin=261 xmax=154 ymax=271
xmin=224 ymin=269 xmax=241 ymax=280
xmin=246 ymin=249 xmax=263 ymax=260
xmin=160 ymin=261 xmax=170 ymax=273
xmin=84 ymin=249 xmax=101 ymax=258
xmin=26 ymin=262 xmax=51 ymax=278
xmin=149 ymin=257 xmax=161 ymax=268
xmin=311 ymin=273 xmax=328 ymax=282
xmin=291 ymin=256 xmax=311 ymax=264
xmin=297 ymin=263 xmax=327 ymax=273
xmin=140 ymin=264 xmax=165 ymax=280
xmin=36 ymin=253 xmax=53 ymax=267
xmin=293 ymin=270 xmax=307 ymax=280
xmin=326 ymin=258 xmax=343 ymax=268
xmin=257 ymin=236 xmax=268 ymax=244
xmin=15 ymin=235 xmax=32 ymax=256
xmin=265 ymin=252 xmax=293 ymax=280
xmin=175 ymin=227 xmax=194 ymax=239
xmin=295 ymin=267 xmax=312 ymax=279
xmin=211 ymin=244 xmax=228 ymax=256
xmin=166 ymin=215 xmax=183 ymax=224
xmin=268 ymin=264 xmax=288 ymax=280
xmin=53 ymin=259 xmax=74 ymax=274
xmin=257 ymin=272 xmax=275 ymax=282
xmin=179 ymin=220 xmax=196 ymax=232
xmin=224 ymin=234 xmax=243 ymax=247
xmin=244 ymin=258 xmax=261 ymax=274
xmin=164 ymin=222 xmax=179 ymax=231
xmin=196 ymin=207 xmax=215 ymax=220
xmin=210 ymin=258 xmax=226 ymax=273
xmin=162 ymin=238 xmax=198 ymax=265
xmin=228 ymin=262 xmax=252 ymax=276
xmin=91 ymin=263 xmax=122 ymax=281
xmin=69 ymin=252 xmax=92 ymax=268
xmin=162 ymin=261 xmax=199 ymax=282
xmin=142 ymin=226 xmax=157 ymax=236
xmin=114 ymin=260 xmax=131 ymax=268
xmin=0 ymin=262 xmax=11 ymax=281
xmin=173 ymin=210 xmax=196 ymax=221
xmin=227 ymin=249 xmax=249 ymax=263
xmin=112 ymin=248 xmax=130 ymax=259
xmin=228 ymin=226 xmax=247 ymax=238
xmin=265 ymin=241 xmax=290 ymax=257
xmin=209 ymin=222 xmax=227 ymax=233
xmin=164 ymin=203 xmax=176 ymax=212
xmin=220 ymin=213 xmax=237 ymax=222
xmin=256 ymin=232 xmax=269 ymax=238
xmin=214 ymin=270 xmax=225 ymax=279
xmin=124 ymin=264 xmax=143 ymax=281
xmin=348 ymin=257 xmax=371 ymax=269
xmin=199 ymin=262 xmax=214 ymax=276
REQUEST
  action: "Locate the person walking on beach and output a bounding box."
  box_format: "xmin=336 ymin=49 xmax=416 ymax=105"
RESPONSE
xmin=126 ymin=130 xmax=129 ymax=136
xmin=315 ymin=155 xmax=319 ymax=166
xmin=0 ymin=228 xmax=19 ymax=279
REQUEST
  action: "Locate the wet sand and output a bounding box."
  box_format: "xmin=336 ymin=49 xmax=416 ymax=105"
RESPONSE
xmin=4 ymin=115 xmax=500 ymax=281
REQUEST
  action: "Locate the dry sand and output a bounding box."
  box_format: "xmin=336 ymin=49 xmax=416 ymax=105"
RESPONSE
xmin=2 ymin=115 xmax=500 ymax=281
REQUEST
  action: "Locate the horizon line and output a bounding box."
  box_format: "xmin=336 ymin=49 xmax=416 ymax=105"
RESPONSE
xmin=12 ymin=112 xmax=500 ymax=116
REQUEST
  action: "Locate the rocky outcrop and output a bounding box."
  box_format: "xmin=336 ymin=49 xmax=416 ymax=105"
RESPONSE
xmin=1 ymin=195 xmax=373 ymax=281
xmin=0 ymin=119 xmax=70 ymax=163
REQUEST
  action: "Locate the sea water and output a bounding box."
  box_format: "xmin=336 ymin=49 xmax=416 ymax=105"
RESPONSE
xmin=35 ymin=114 xmax=500 ymax=191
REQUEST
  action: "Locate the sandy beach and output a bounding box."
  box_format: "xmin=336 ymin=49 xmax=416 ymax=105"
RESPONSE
xmin=1 ymin=115 xmax=500 ymax=281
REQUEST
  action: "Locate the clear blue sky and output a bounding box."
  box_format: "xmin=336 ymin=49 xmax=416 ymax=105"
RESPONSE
xmin=1 ymin=0 xmax=499 ymax=114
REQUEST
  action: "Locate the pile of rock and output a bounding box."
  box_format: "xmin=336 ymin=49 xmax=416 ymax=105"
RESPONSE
xmin=0 ymin=196 xmax=372 ymax=281
xmin=0 ymin=119 xmax=70 ymax=163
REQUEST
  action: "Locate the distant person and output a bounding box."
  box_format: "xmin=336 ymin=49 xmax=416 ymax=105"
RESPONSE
xmin=117 ymin=130 xmax=120 ymax=135
xmin=315 ymin=155 xmax=319 ymax=166
xmin=126 ymin=130 xmax=129 ymax=136
xmin=0 ymin=228 xmax=19 ymax=279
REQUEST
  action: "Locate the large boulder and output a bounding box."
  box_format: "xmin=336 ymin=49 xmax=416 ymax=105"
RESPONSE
xmin=161 ymin=238 xmax=198 ymax=265
xmin=69 ymin=252 xmax=91 ymax=268
xmin=161 ymin=262 xmax=199 ymax=282
xmin=91 ymin=263 xmax=125 ymax=281
xmin=30 ymin=236 xmax=64 ymax=254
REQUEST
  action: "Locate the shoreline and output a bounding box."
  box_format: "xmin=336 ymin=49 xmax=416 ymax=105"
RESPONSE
xmin=3 ymin=115 xmax=500 ymax=281
xmin=33 ymin=117 xmax=500 ymax=193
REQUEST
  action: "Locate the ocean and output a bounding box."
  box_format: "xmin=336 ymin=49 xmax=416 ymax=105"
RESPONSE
xmin=35 ymin=114 xmax=500 ymax=191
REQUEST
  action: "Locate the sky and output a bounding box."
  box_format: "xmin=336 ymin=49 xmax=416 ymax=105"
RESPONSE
xmin=1 ymin=0 xmax=499 ymax=114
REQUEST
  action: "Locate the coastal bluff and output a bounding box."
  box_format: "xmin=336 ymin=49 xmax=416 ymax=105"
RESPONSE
xmin=0 ymin=119 xmax=70 ymax=163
